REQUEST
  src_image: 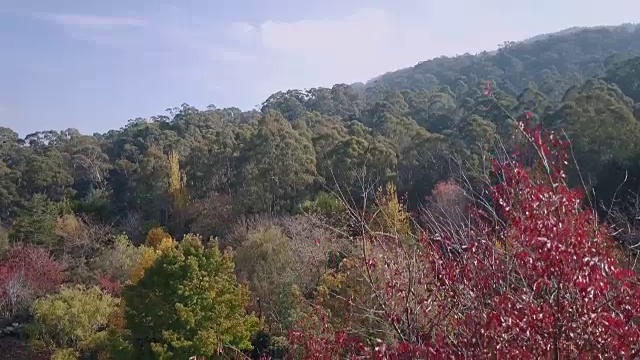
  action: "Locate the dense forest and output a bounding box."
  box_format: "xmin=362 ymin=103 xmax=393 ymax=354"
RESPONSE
xmin=3 ymin=24 xmax=640 ymax=358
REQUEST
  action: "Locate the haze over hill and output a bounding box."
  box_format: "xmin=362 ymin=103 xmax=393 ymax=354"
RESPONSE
xmin=366 ymin=23 xmax=640 ymax=98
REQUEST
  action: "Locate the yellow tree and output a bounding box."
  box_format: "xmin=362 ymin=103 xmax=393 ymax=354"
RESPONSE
xmin=372 ymin=182 xmax=412 ymax=238
xmin=144 ymin=227 xmax=171 ymax=248
xmin=129 ymin=237 xmax=175 ymax=284
xmin=167 ymin=150 xmax=188 ymax=237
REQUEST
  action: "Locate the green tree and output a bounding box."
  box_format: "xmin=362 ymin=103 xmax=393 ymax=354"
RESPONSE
xmin=545 ymin=79 xmax=640 ymax=183
xmin=322 ymin=122 xmax=397 ymax=194
xmin=261 ymin=90 xmax=307 ymax=121
xmin=21 ymin=143 xmax=74 ymax=202
xmin=240 ymin=111 xmax=316 ymax=213
xmin=93 ymin=234 xmax=144 ymax=285
xmin=0 ymin=160 xmax=20 ymax=222
xmin=183 ymin=125 xmax=242 ymax=198
xmin=513 ymin=85 xmax=551 ymax=122
xmin=123 ymin=234 xmax=260 ymax=359
xmin=234 ymin=226 xmax=297 ymax=334
xmin=454 ymin=115 xmax=498 ymax=179
xmin=605 ymin=55 xmax=640 ymax=102
xmin=9 ymin=194 xmax=61 ymax=248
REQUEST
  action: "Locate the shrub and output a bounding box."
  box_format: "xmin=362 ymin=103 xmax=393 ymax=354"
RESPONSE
xmin=235 ymin=226 xmax=296 ymax=333
xmin=27 ymin=286 xmax=117 ymax=357
xmin=0 ymin=245 xmax=65 ymax=319
xmin=92 ymin=234 xmax=143 ymax=292
xmin=297 ymin=192 xmax=346 ymax=218
xmin=0 ymin=226 xmax=8 ymax=256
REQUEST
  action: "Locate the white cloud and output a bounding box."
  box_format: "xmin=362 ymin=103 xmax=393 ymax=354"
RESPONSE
xmin=254 ymin=8 xmax=440 ymax=86
xmin=38 ymin=3 xmax=640 ymax=112
xmin=260 ymin=8 xmax=390 ymax=53
xmin=218 ymin=49 xmax=255 ymax=63
xmin=227 ymin=22 xmax=256 ymax=39
xmin=34 ymin=13 xmax=149 ymax=49
xmin=39 ymin=13 xmax=147 ymax=27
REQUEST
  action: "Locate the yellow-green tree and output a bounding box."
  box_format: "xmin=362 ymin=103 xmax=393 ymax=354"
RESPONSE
xmin=234 ymin=226 xmax=297 ymax=333
xmin=144 ymin=226 xmax=171 ymax=248
xmin=167 ymin=150 xmax=188 ymax=237
xmin=128 ymin=235 xmax=175 ymax=284
xmin=372 ymin=182 xmax=412 ymax=238
xmin=123 ymin=234 xmax=260 ymax=358
xmin=27 ymin=286 xmax=118 ymax=359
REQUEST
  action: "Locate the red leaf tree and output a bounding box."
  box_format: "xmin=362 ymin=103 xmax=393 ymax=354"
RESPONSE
xmin=0 ymin=245 xmax=65 ymax=319
xmin=288 ymin=120 xmax=640 ymax=359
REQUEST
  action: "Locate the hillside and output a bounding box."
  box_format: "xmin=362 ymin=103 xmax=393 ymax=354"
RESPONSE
xmin=367 ymin=24 xmax=640 ymax=100
xmin=4 ymin=23 xmax=640 ymax=358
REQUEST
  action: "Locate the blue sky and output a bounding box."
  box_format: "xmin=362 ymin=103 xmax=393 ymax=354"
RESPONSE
xmin=1 ymin=0 xmax=639 ymax=135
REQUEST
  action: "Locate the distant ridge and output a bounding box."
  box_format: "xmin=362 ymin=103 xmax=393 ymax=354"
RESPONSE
xmin=362 ymin=23 xmax=640 ymax=100
xmin=521 ymin=23 xmax=639 ymax=44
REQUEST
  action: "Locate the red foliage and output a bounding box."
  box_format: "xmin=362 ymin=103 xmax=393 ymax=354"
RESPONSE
xmin=287 ymin=306 xmax=367 ymax=360
xmin=289 ymin=121 xmax=640 ymax=358
xmin=483 ymin=81 xmax=493 ymax=97
xmin=0 ymin=245 xmax=65 ymax=318
xmin=430 ymin=181 xmax=465 ymax=205
xmin=427 ymin=180 xmax=469 ymax=223
xmin=97 ymin=275 xmax=122 ymax=296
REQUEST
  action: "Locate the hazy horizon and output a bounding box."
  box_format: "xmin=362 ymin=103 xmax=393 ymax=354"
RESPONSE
xmin=2 ymin=0 xmax=640 ymax=135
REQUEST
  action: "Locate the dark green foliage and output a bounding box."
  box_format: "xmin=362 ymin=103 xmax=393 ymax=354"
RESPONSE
xmin=9 ymin=194 xmax=61 ymax=248
xmin=605 ymin=55 xmax=640 ymax=102
xmin=544 ymin=79 xmax=640 ymax=183
xmin=372 ymin=26 xmax=640 ymax=101
xmin=297 ymin=192 xmax=345 ymax=218
xmin=251 ymin=330 xmax=288 ymax=359
xmin=239 ymin=111 xmax=316 ymax=213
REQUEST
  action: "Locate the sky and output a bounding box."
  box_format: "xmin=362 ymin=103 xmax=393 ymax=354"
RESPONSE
xmin=1 ymin=0 xmax=640 ymax=135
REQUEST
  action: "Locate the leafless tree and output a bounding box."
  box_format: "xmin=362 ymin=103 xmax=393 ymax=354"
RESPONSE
xmin=119 ymin=211 xmax=145 ymax=244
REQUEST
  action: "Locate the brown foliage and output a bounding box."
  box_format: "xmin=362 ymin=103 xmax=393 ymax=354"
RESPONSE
xmin=119 ymin=211 xmax=145 ymax=245
xmin=224 ymin=214 xmax=277 ymax=250
xmin=55 ymin=213 xmax=113 ymax=258
xmin=280 ymin=215 xmax=350 ymax=294
xmin=188 ymin=192 xmax=234 ymax=241
xmin=54 ymin=213 xmax=113 ymax=284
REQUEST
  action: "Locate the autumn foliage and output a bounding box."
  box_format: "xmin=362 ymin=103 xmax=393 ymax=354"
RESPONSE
xmin=0 ymin=245 xmax=65 ymax=318
xmin=288 ymin=121 xmax=640 ymax=358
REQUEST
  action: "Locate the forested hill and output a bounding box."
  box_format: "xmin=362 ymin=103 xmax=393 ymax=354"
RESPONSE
xmin=367 ymin=23 xmax=640 ymax=100
xmin=6 ymin=23 xmax=640 ymax=359
xmin=3 ymin=23 xmax=640 ymax=235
